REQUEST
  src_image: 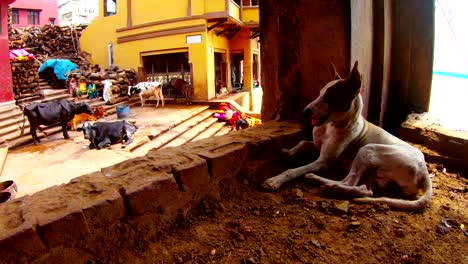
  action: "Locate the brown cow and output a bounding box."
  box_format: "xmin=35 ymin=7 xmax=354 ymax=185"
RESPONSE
xmin=164 ymin=78 xmax=192 ymax=105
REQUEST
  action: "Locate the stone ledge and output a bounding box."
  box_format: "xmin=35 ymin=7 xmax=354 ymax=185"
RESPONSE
xmin=0 ymin=120 xmax=304 ymax=263
xmin=401 ymin=113 xmax=468 ymax=171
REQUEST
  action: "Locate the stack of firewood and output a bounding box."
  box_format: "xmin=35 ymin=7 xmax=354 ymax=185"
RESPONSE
xmin=67 ymin=65 xmax=137 ymax=98
xmin=8 ymin=24 xmax=91 ymax=98
xmin=9 ymin=24 xmax=87 ymax=59
xmin=10 ymin=60 xmax=41 ymax=98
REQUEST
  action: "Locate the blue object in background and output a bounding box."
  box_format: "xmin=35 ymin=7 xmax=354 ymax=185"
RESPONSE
xmin=38 ymin=59 xmax=77 ymax=81
xmin=116 ymin=104 xmax=130 ymax=119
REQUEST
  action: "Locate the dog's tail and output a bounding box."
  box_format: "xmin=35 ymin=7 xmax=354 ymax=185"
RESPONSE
xmin=353 ymin=171 xmax=432 ymax=211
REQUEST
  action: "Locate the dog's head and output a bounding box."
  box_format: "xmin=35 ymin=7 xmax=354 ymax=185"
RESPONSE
xmin=303 ymin=61 xmax=362 ymax=126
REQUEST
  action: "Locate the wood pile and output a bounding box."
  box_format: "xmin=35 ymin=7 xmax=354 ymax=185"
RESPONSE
xmin=67 ymin=65 xmax=137 ymax=100
xmin=8 ymin=23 xmax=137 ymax=103
xmin=8 ymin=24 xmax=91 ymax=99
xmin=10 ymin=60 xmax=41 ymax=99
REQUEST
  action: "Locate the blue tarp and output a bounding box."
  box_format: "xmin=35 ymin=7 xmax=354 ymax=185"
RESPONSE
xmin=38 ymin=59 xmax=77 ymax=81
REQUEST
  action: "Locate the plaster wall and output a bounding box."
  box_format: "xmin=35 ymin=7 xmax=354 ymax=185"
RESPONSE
xmin=260 ymin=0 xmax=350 ymax=122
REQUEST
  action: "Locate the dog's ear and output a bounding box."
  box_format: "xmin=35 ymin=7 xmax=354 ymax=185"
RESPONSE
xmin=329 ymin=63 xmax=342 ymax=80
xmin=347 ymin=61 xmax=361 ymax=93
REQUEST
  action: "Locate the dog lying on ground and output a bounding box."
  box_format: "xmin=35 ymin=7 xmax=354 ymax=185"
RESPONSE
xmin=262 ymin=61 xmax=432 ymax=210
xmin=128 ymin=81 xmax=164 ymax=107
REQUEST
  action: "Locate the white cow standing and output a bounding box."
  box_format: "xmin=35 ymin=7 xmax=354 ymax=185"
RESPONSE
xmin=127 ymin=81 xmax=164 ymax=108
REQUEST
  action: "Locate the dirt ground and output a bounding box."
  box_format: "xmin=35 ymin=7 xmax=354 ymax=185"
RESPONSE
xmin=124 ymin=161 xmax=467 ymax=264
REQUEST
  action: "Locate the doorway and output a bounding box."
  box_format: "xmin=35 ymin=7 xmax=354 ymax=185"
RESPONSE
xmin=430 ymin=0 xmax=468 ymax=131
xmin=141 ymin=52 xmax=191 ymax=98
xmin=214 ymin=52 xmax=227 ymax=95
xmin=231 ymin=52 xmax=244 ymax=89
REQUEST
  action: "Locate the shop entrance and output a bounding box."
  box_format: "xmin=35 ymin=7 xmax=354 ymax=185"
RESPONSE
xmin=141 ymin=52 xmax=191 ymax=98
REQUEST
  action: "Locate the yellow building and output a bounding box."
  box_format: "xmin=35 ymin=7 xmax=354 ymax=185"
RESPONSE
xmin=80 ymin=0 xmax=260 ymax=102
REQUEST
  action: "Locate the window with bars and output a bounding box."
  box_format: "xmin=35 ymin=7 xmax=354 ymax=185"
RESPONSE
xmin=12 ymin=9 xmax=19 ymax=24
xmin=27 ymin=10 xmax=40 ymax=25
xmin=104 ymin=0 xmax=116 ymax=17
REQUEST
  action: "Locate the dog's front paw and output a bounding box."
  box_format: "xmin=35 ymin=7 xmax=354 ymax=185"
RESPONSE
xmin=262 ymin=177 xmax=282 ymax=190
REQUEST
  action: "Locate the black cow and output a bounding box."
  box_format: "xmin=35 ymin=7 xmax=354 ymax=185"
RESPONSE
xmin=78 ymin=120 xmax=137 ymax=149
xmin=21 ymin=99 xmax=93 ymax=145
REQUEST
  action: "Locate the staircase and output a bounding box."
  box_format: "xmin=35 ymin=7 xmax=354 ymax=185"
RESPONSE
xmin=129 ymin=106 xmax=232 ymax=156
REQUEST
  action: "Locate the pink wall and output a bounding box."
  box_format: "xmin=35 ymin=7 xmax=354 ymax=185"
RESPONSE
xmin=0 ymin=0 xmax=15 ymax=103
xmin=10 ymin=0 xmax=58 ymax=27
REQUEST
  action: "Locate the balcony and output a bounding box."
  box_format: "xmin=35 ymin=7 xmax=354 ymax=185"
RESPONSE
xmin=241 ymin=5 xmax=258 ymax=25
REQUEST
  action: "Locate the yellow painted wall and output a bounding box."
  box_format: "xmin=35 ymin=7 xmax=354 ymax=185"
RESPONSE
xmin=205 ymin=0 xmax=225 ymax=14
xmin=228 ymin=0 xmax=240 ymax=20
xmin=242 ymin=7 xmax=259 ymax=23
xmin=80 ymin=0 xmax=258 ymax=101
xmin=206 ymin=29 xmax=231 ymax=99
xmin=116 ymin=32 xmax=210 ymax=100
xmin=80 ymin=0 xmax=126 ymax=67
xmin=188 ymin=33 xmax=209 ymax=100
xmin=229 ymin=28 xmax=252 ymax=91
xmin=191 ymin=0 xmax=205 ymax=16
xmin=131 ymin=0 xmax=188 ymax=25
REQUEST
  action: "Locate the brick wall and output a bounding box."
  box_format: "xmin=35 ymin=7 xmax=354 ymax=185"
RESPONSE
xmin=0 ymin=120 xmax=305 ymax=263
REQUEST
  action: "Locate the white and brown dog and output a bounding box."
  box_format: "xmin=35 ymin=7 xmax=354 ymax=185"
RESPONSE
xmin=128 ymin=81 xmax=164 ymax=108
xmin=262 ymin=61 xmax=432 ymax=210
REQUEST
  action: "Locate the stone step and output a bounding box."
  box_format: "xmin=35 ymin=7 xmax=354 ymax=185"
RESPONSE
xmin=213 ymin=124 xmax=232 ymax=137
xmin=0 ymin=107 xmax=23 ymax=123
xmin=16 ymin=92 xmax=70 ymax=106
xmin=0 ymin=115 xmax=25 ymax=131
xmin=190 ymin=120 xmax=230 ymax=142
xmin=138 ymin=110 xmax=214 ymax=153
xmin=130 ymin=107 xmax=212 ymax=155
xmin=164 ymin=112 xmax=219 ymax=148
xmin=3 ymin=125 xmax=64 ymax=149
xmin=39 ymin=85 xmax=55 ymax=90
xmin=0 ymin=115 xmax=32 ymax=139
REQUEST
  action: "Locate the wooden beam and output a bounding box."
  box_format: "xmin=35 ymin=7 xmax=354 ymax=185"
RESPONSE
xmin=118 ymin=24 xmax=206 ymax=43
xmin=216 ymin=25 xmax=236 ymax=36
xmin=208 ymin=18 xmax=227 ymax=31
xmin=250 ymin=31 xmax=260 ymax=39
xmin=187 ymin=0 xmax=192 ymax=16
xmin=227 ymin=27 xmax=242 ymax=40
xmin=127 ymin=0 xmax=132 ymax=27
